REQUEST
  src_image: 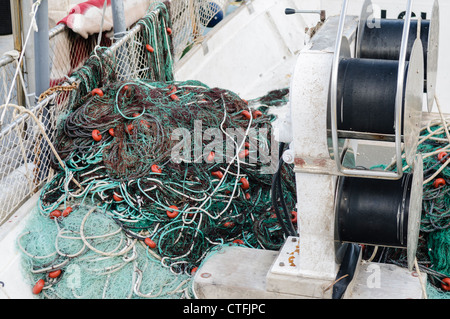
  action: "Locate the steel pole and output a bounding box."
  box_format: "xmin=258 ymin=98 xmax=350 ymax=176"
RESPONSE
xmin=10 ymin=0 xmax=25 ymax=107
xmin=111 ymin=0 xmax=127 ymax=39
xmin=33 ymin=0 xmax=49 ymax=98
xmin=111 ymin=0 xmax=129 ymax=77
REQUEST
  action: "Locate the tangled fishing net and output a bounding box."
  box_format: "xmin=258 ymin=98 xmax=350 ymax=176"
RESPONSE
xmin=17 ymin=8 xmax=294 ymax=296
xmin=369 ymin=118 xmax=450 ymax=298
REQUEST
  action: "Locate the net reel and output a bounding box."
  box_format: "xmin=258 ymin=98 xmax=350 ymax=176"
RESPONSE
xmin=356 ymin=0 xmax=439 ymax=112
xmin=329 ymin=0 xmax=428 ymax=271
xmin=334 ymin=154 xmax=423 ymax=271
xmin=329 ymin=0 xmax=424 ymax=177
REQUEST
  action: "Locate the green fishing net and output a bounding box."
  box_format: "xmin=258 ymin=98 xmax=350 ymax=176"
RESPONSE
xmin=370 ymin=122 xmax=450 ymax=296
xmin=17 ymin=28 xmax=294 ymax=297
xmin=18 ymin=205 xmax=192 ymax=298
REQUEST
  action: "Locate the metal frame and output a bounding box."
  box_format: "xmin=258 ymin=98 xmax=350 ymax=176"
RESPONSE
xmin=329 ymin=0 xmax=414 ymax=180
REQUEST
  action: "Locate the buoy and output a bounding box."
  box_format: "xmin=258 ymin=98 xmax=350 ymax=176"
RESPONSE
xmin=92 ymin=129 xmax=102 ymax=142
xmin=191 ymin=267 xmax=198 ymax=275
xmin=126 ymin=123 xmax=134 ymax=134
xmin=241 ymin=110 xmax=251 ymax=120
xmin=167 ymin=205 xmax=179 ymax=218
xmin=167 ymin=85 xmax=177 ymax=95
xmin=49 ymin=210 xmax=61 ymax=219
xmin=109 ymin=128 xmax=115 ymax=136
xmin=433 ymin=178 xmax=446 ymax=188
xmin=441 ymin=278 xmax=450 ymax=291
xmin=211 ymin=171 xmax=223 ymax=179
xmin=438 ymin=152 xmax=448 ymax=163
xmin=207 ymin=151 xmax=215 ymax=162
xmin=166 ymin=27 xmax=172 ymax=35
xmin=199 ymin=2 xmax=224 ymax=28
xmin=233 ymin=239 xmax=244 ymax=245
xmin=170 ymin=94 xmax=179 ymax=101
xmin=62 ymin=207 xmax=72 ymax=217
xmin=145 ymin=44 xmax=154 ymax=53
xmin=151 ymin=164 xmax=162 ymax=173
xmin=122 ymin=85 xmax=132 ymax=98
xmin=144 ymin=238 xmax=157 ymax=249
xmin=223 ymin=221 xmax=235 ymax=228
xmin=245 ymin=193 xmax=251 ymax=200
xmin=252 ymin=110 xmax=262 ymax=119
xmin=240 ymin=177 xmax=249 ymax=190
xmin=238 ymin=149 xmax=249 ymax=159
xmin=291 ymin=211 xmax=297 ymax=224
xmin=32 ymin=279 xmax=45 ymax=294
xmin=113 ymin=192 xmax=123 ymax=202
xmin=91 ymin=88 xmax=104 ymax=97
xmin=48 ymin=269 xmax=62 ymax=278
xmin=140 ymin=119 xmax=150 ymax=128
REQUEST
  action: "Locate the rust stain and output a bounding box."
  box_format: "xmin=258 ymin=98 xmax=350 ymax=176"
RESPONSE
xmin=313 ymin=158 xmax=327 ymax=167
xmin=288 ymin=256 xmax=296 ymax=267
xmin=295 ymin=158 xmax=306 ymax=167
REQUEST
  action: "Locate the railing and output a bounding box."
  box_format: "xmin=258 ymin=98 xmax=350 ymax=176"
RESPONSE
xmin=0 ymin=0 xmax=233 ymax=226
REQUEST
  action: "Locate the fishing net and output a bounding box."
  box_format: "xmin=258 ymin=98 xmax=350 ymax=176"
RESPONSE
xmin=17 ymin=22 xmax=295 ymax=297
xmin=369 ymin=119 xmax=450 ymax=296
xmin=18 ymin=205 xmax=192 ymax=298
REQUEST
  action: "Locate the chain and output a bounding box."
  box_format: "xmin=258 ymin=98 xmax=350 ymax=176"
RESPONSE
xmin=38 ymin=82 xmax=79 ymax=102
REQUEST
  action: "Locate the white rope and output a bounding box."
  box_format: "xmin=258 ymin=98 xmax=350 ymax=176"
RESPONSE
xmin=97 ymin=0 xmax=109 ymax=46
xmin=414 ymin=257 xmax=428 ymax=299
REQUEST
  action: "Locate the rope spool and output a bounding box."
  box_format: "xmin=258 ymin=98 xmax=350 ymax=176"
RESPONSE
xmin=334 ymin=154 xmax=423 ymax=270
xmin=356 ymin=0 xmax=439 ymax=111
xmin=329 ymin=37 xmax=424 ymax=166
xmin=334 ymin=58 xmax=406 ymax=137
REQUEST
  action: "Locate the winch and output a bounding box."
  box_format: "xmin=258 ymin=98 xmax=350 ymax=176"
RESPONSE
xmin=193 ymin=0 xmax=440 ymax=299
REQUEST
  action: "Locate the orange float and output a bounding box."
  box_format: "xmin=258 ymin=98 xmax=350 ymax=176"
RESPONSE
xmin=92 ymin=129 xmax=102 ymax=142
xmin=166 ymin=205 xmax=179 ymax=218
xmin=32 ymin=279 xmax=45 ymax=294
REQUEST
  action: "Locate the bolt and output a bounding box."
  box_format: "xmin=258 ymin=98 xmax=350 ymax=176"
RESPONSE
xmin=279 ymin=262 xmax=285 ymax=267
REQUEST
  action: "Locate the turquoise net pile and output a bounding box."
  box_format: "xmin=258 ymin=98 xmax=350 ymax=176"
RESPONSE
xmin=17 ymin=5 xmax=295 ymax=296
xmin=373 ymin=119 xmax=450 ymax=297
xmin=419 ymin=121 xmax=450 ymax=297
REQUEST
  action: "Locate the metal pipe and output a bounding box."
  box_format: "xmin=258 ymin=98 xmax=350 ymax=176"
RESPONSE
xmin=111 ymin=0 xmax=127 ymax=39
xmin=111 ymin=0 xmax=129 ymax=78
xmin=33 ymin=0 xmax=49 ymax=98
xmin=22 ymin=0 xmax=36 ymax=100
xmin=10 ymin=0 xmax=25 ymax=107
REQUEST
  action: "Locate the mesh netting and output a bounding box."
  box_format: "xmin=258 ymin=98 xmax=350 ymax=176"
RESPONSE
xmin=368 ymin=118 xmax=450 ymax=296
xmin=16 ymin=21 xmax=294 ymax=296
xmin=18 ymin=205 xmax=192 ymax=299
